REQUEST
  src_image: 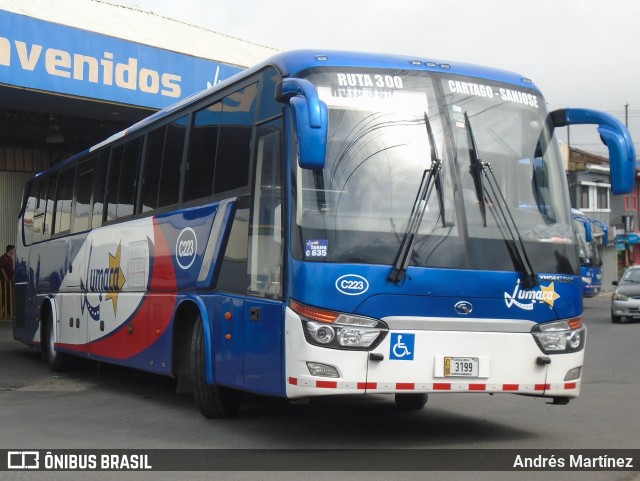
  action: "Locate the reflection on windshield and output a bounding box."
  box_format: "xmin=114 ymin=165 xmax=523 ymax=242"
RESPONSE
xmin=622 ymin=269 xmax=640 ymax=284
xmin=291 ymin=69 xmax=578 ymax=275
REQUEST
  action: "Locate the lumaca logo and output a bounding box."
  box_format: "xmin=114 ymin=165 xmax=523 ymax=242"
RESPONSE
xmin=84 ymin=243 xmax=127 ymax=316
xmin=504 ymin=280 xmax=560 ymax=310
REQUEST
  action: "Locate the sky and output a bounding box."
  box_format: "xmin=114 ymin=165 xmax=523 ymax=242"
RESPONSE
xmin=110 ymin=0 xmax=640 ymax=157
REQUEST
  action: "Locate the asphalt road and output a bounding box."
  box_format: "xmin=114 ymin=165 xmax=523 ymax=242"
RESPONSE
xmin=0 ymin=293 xmax=638 ymax=481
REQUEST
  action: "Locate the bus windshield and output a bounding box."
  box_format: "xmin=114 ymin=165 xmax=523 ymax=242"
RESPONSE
xmin=291 ymin=68 xmax=577 ymax=274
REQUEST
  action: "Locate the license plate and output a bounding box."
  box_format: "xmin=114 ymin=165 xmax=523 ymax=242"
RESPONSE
xmin=444 ymin=357 xmax=479 ymax=377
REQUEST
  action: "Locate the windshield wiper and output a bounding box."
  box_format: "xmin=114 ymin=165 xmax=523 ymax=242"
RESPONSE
xmin=464 ymin=112 xmax=538 ymax=288
xmin=425 ymin=113 xmax=446 ymax=228
xmin=388 ymin=114 xmax=444 ymax=284
xmin=464 ymin=111 xmax=487 ymax=227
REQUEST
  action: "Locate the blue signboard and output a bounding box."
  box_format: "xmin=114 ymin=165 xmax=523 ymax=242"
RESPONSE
xmin=0 ymin=10 xmax=244 ymax=109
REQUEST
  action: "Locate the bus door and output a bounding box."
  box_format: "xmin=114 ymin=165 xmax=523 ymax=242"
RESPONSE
xmin=245 ymin=122 xmax=284 ymax=395
xmin=212 ymin=198 xmax=283 ymax=394
xmin=212 ymin=295 xmax=283 ymax=397
xmin=214 ymin=121 xmax=284 ymax=396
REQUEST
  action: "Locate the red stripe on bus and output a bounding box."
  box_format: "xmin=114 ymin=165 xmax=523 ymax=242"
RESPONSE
xmin=564 ymin=382 xmax=577 ymax=389
xmin=469 ymin=384 xmax=486 ymax=391
xmin=396 ymin=383 xmax=415 ymax=390
xmin=535 ymin=384 xmax=550 ymax=391
xmin=316 ymin=381 xmax=338 ymax=389
xmin=358 ymin=382 xmax=376 ymax=390
xmin=288 ymin=377 xmax=298 ymax=385
xmin=502 ymin=384 xmax=519 ymax=391
xmin=433 ymin=383 xmax=451 ymax=390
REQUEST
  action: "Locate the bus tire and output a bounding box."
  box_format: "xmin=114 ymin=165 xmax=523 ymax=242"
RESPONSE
xmin=44 ymin=316 xmax=73 ymax=372
xmin=191 ymin=315 xmax=241 ymax=418
xmin=394 ymin=393 xmax=428 ymax=410
xmin=611 ymin=313 xmax=622 ymax=323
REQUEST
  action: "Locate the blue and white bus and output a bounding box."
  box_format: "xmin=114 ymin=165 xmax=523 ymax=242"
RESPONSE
xmin=572 ymin=209 xmax=609 ymax=297
xmin=13 ymin=50 xmax=636 ymax=417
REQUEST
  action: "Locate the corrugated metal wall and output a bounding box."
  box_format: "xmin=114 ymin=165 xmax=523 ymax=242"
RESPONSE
xmin=0 ymin=172 xmax=35 ymax=250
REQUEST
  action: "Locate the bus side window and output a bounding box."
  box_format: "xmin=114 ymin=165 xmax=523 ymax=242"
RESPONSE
xmin=23 ymin=181 xmax=37 ymax=245
xmin=184 ymin=102 xmax=221 ymax=202
xmin=74 ymin=156 xmax=97 ymax=232
xmin=43 ymin=175 xmax=55 ymax=239
xmin=248 ymin=120 xmax=283 ymax=299
xmin=142 ymin=115 xmax=187 ymax=212
xmin=53 ymin=166 xmax=75 ymax=235
xmin=214 ymin=84 xmax=257 ymax=194
xmin=216 ymin=199 xmax=250 ymax=294
xmin=92 ymin=149 xmax=108 ymax=228
xmin=107 ymin=138 xmax=143 ymax=221
xmin=256 ymin=67 xmax=283 ymax=121
xmin=107 ymin=145 xmax=123 ymax=222
xmin=142 ymin=127 xmax=165 ymax=212
xmin=32 ymin=178 xmax=46 ymax=243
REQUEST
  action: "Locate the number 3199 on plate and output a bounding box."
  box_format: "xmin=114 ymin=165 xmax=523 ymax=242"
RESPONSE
xmin=444 ymin=356 xmax=479 ymax=377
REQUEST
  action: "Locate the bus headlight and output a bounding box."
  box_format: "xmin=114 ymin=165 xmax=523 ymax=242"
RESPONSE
xmin=290 ymin=299 xmax=388 ymax=350
xmin=531 ymin=317 xmax=586 ymax=354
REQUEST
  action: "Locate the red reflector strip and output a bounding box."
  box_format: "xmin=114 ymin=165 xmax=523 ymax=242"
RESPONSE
xmin=288 ymin=378 xmax=577 ymax=393
xmin=396 ymin=383 xmax=415 ymax=390
xmin=358 ymin=382 xmax=376 ymax=390
xmin=433 ymin=383 xmax=451 ymax=390
xmin=316 ymin=380 xmax=337 ymax=389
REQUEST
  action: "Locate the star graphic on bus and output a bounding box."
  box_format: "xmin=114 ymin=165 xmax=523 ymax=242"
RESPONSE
xmin=540 ymin=282 xmax=560 ymax=308
xmin=105 ymin=243 xmax=126 ymax=314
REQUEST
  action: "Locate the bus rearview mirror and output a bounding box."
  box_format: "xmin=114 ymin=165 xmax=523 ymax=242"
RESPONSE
xmin=551 ymin=108 xmax=637 ymax=195
xmin=278 ymin=78 xmax=328 ymax=170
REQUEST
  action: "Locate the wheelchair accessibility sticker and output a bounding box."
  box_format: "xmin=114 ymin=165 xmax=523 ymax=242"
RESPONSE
xmin=389 ymin=333 xmax=415 ymax=360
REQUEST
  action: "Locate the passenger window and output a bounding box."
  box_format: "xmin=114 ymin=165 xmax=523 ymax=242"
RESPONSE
xmin=216 ymin=198 xmax=250 ymax=294
xmin=142 ymin=115 xmax=187 ymax=211
xmin=74 ymin=157 xmax=97 ymax=232
xmin=32 ymin=178 xmax=47 ymax=243
xmin=214 ymin=84 xmax=256 ymax=194
xmin=54 ymin=166 xmax=75 ymax=235
xmin=43 ymin=176 xmax=55 ymax=238
xmin=184 ymin=103 xmax=221 ymax=202
xmin=257 ymin=68 xmax=283 ymax=121
xmin=107 ymin=138 xmax=142 ymax=221
xmin=92 ymin=150 xmax=108 ymax=228
xmin=23 ymin=182 xmax=37 ymax=245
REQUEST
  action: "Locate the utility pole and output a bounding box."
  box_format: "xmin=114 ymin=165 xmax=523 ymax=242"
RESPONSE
xmin=625 ymin=103 xmax=629 ymax=127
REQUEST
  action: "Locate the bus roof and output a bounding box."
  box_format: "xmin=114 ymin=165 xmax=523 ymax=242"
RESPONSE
xmin=268 ymin=49 xmax=538 ymax=89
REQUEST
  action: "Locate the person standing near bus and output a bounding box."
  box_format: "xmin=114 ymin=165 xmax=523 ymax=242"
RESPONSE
xmin=0 ymin=245 xmax=15 ymax=317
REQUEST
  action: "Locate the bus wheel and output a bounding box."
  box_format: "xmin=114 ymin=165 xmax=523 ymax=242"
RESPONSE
xmin=611 ymin=313 xmax=622 ymax=323
xmin=394 ymin=393 xmax=428 ymax=410
xmin=191 ymin=315 xmax=241 ymax=418
xmin=44 ymin=316 xmax=73 ymax=372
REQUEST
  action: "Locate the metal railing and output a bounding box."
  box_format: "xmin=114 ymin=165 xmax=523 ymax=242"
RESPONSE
xmin=1 ymin=280 xmax=13 ymax=320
